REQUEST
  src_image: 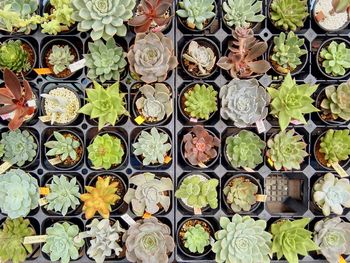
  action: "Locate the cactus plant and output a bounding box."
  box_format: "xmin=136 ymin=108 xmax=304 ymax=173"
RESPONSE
xmin=267 ymin=129 xmax=308 ymax=170
xmin=0 ymin=40 xmax=31 ymax=73
xmin=267 ymin=73 xmax=319 ymax=131
xmin=48 ymin=45 xmax=75 ymax=75
xmin=220 ymin=78 xmax=270 ymax=127
xmin=212 ymin=215 xmax=272 ymax=263
xmin=183 ymin=83 xmax=218 ymax=120
xmin=319 ymin=41 xmax=350 ymax=77
xmin=225 ymin=130 xmax=265 ymax=169
xmin=183 ymin=224 xmax=210 ymax=254
xmin=124 ymin=173 xmax=173 ymax=216
xmin=80 ymin=176 xmax=120 ymax=219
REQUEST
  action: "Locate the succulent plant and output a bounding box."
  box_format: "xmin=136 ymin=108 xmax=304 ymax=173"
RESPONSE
xmin=77 ymin=218 xmax=125 ymax=263
xmin=271 ymin=32 xmax=307 ymax=74
xmin=42 ymin=222 xmax=84 ymax=263
xmin=220 ymin=78 xmax=270 ymax=127
xmin=135 ymin=83 xmax=173 ymax=122
xmin=84 ymin=38 xmax=127 ymax=83
xmin=320 ymin=41 xmax=350 ymax=77
xmin=184 ymin=83 xmax=217 ymax=120
xmin=124 ymin=173 xmax=173 ymax=216
xmin=314 ymin=217 xmax=350 ymax=263
xmin=175 ymin=174 xmax=219 ymax=209
xmin=78 ymin=81 xmax=129 ymax=130
xmin=183 ymin=125 xmax=220 ymax=166
xmin=332 ymin=0 xmax=350 ymax=12
xmin=184 ymin=224 xmax=210 ymax=254
xmin=223 ymin=177 xmax=258 ymax=212
xmin=46 ymin=175 xmax=81 ymax=216
xmin=88 ymin=133 xmax=125 ymax=170
xmin=217 ymin=27 xmax=270 ymax=78
xmin=176 ymin=0 xmax=216 ymax=30
xmin=0 ymin=169 xmax=39 ymax=219
xmin=45 ymin=131 xmax=81 ymax=163
xmin=123 ymin=217 xmax=175 ymax=263
xmin=267 ymin=129 xmax=308 ymax=170
xmin=0 ymin=129 xmax=37 ymax=167
xmin=183 ymin=40 xmax=216 ymax=76
xmin=72 ymin=0 xmax=136 ymax=40
xmin=267 ymin=73 xmax=319 ymax=131
xmin=0 ymin=40 xmax=31 ymax=73
xmin=81 ymin=176 xmax=120 ymax=219
xmin=321 ymin=83 xmax=350 ymax=121
xmin=48 ymin=45 xmax=75 ymax=75
xmin=270 ymin=0 xmax=309 ymax=31
xmin=0 ymin=217 xmax=35 ymax=263
xmin=127 ymin=32 xmax=178 ymax=83
xmin=212 ymin=215 xmax=272 ymax=263
xmin=319 ymin=129 xmax=350 ymax=166
xmin=225 ymin=130 xmax=265 ymax=169
xmin=313 ymin=172 xmax=350 ymax=216
xmin=222 ymin=0 xmax=265 ymax=28
xmin=271 ymin=218 xmax=319 ymax=263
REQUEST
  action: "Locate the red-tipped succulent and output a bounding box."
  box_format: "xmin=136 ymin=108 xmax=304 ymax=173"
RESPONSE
xmin=128 ymin=0 xmax=173 ymax=33
xmin=183 ymin=125 xmax=220 ymax=167
xmin=0 ymin=69 xmax=36 ymax=130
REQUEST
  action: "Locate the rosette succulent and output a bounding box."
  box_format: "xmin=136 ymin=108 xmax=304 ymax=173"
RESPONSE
xmin=220 ymin=78 xmax=270 ymax=127
xmin=0 ymin=40 xmax=31 ymax=73
xmin=271 ymin=218 xmax=319 ymax=263
xmin=0 ymin=169 xmax=39 ymax=219
xmin=42 ymin=222 xmax=84 ymax=263
xmin=267 ymin=129 xmax=308 ymax=170
xmin=319 ymin=41 xmax=350 ymax=77
xmin=124 ymin=173 xmax=173 ymax=216
xmin=48 ymin=45 xmax=75 ymax=75
xmin=127 ymin=32 xmax=178 ymax=83
xmin=184 ymin=224 xmax=210 ymax=254
xmin=225 ymin=130 xmax=265 ymax=169
xmin=123 ymin=217 xmax=175 ymax=263
xmin=84 ymin=38 xmax=127 ymax=83
xmin=212 ymin=215 xmax=272 ymax=263
xmin=314 ymin=217 xmax=350 ymax=263
xmin=72 ymin=0 xmax=136 ymax=40
xmin=267 ymin=73 xmax=319 ymax=131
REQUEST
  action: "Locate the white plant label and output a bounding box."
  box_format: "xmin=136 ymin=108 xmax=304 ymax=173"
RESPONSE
xmin=69 ymin=58 xmax=86 ymax=72
xmin=0 ymin=111 xmax=15 ymax=120
xmin=27 ymin=100 xmax=36 ymax=107
xmin=0 ymin=161 xmax=12 ymax=174
xmin=23 ymin=235 xmax=48 ymax=244
xmin=332 ymin=162 xmax=349 ymax=178
xmin=256 ymin=119 xmax=266 ymax=134
xmin=121 ymin=214 xmax=136 ymax=226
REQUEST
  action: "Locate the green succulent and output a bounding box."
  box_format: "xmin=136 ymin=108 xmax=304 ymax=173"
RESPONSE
xmin=48 ymin=45 xmax=75 ymax=75
xmin=0 ymin=129 xmax=37 ymax=167
xmin=132 ymin=128 xmax=172 ymax=166
xmin=84 ymin=38 xmax=127 ymax=83
xmin=175 ymin=174 xmax=219 ymax=209
xmin=223 ymin=176 xmax=258 ymax=212
xmin=44 ymin=131 xmax=81 ymax=162
xmin=46 ymin=175 xmax=81 ymax=216
xmin=0 ymin=218 xmax=35 ymax=263
xmin=320 ymin=41 xmax=350 ymax=77
xmin=225 ymin=130 xmax=265 ymax=169
xmin=222 ymin=0 xmax=265 ymax=28
xmin=267 ymin=73 xmax=319 ymax=131
xmin=184 ymin=84 xmax=217 ymax=120
xmin=271 ymin=32 xmax=307 ymax=73
xmin=0 ymin=169 xmax=39 ymax=219
xmin=267 ymin=129 xmax=308 ymax=170
xmin=321 ymin=83 xmax=350 ymax=121
xmin=88 ymin=133 xmax=124 ymax=170
xmin=0 ymin=40 xmax=31 ymax=73
xmin=184 ymin=224 xmax=210 ymax=254
xmin=212 ymin=215 xmax=272 ymax=263
xmin=271 ymin=218 xmax=319 ymax=263
xmin=270 ymin=0 xmax=308 ymax=31
xmin=176 ymin=0 xmax=216 ymax=30
xmin=319 ymin=129 xmax=350 ymax=166
xmin=42 ymin=222 xmax=84 ymax=263
xmin=78 ymin=81 xmax=129 ymax=130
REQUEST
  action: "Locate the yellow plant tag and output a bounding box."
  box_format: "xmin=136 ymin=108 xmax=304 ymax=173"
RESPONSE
xmin=39 ymin=115 xmax=51 ymax=123
xmin=339 ymin=256 xmax=346 ymax=263
xmin=39 ymin=187 xmax=50 ymax=195
xmin=143 ymin=212 xmax=152 ymax=219
xmin=48 ymin=156 xmax=62 ymax=166
xmin=256 ymin=194 xmax=267 ymax=202
xmin=38 ymin=198 xmax=48 ymax=206
xmin=332 ymin=162 xmax=349 ymax=177
xmin=0 ymin=161 xmax=12 ymax=174
xmin=164 ymin=155 xmax=172 ymax=164
xmin=34 ymin=68 xmax=53 ymax=75
xmin=134 ymin=115 xmax=145 ymax=125
xmin=194 ymin=207 xmax=202 ymax=215
xmin=267 ymin=158 xmax=274 ymax=167
xmin=23 ymin=235 xmax=48 ymax=245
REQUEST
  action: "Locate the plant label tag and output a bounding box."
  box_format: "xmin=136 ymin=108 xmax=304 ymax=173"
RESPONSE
xmin=290 ymin=119 xmax=303 ymax=125
xmin=0 ymin=161 xmax=12 ymax=174
xmin=256 ymin=194 xmax=267 ymax=202
xmin=256 ymin=119 xmax=266 ymax=134
xmin=121 ymin=214 xmax=136 ymax=226
xmin=23 ymin=235 xmax=48 ymax=244
xmin=39 ymin=187 xmax=50 ymax=195
xmin=267 ymin=158 xmax=274 ymax=167
xmin=210 ymin=237 xmax=216 ymax=245
xmin=134 ymin=115 xmax=145 ymax=125
xmin=339 ymin=256 xmax=346 ymax=263
xmin=38 ymin=198 xmax=48 ymax=206
xmin=190 ymin=118 xmax=198 ymax=123
xmin=48 ymin=157 xmax=62 ymax=166
xmin=0 ymin=111 xmax=15 ymax=120
xmin=194 ymin=207 xmax=202 ymax=215
xmin=34 ymin=68 xmax=53 ymax=75
xmin=332 ymin=162 xmax=349 ymax=177
xmin=69 ymin=58 xmax=86 ymax=72
xmin=143 ymin=212 xmax=152 ymax=219
xmin=243 ymin=167 xmax=255 ymax=172
xmin=198 ymin=162 xmax=208 ymax=168
xmin=26 ymin=100 xmax=36 ymax=107
xmin=164 ymin=155 xmax=172 ymax=164
xmin=39 ymin=115 xmax=51 ymax=123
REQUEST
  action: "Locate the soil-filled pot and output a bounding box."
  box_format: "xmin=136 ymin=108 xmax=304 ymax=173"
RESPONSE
xmin=177 ymin=217 xmax=214 ymax=259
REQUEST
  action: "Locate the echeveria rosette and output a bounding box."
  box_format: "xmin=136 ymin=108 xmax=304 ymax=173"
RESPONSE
xmin=184 ymin=224 xmax=210 ymax=254
xmin=212 ymin=215 xmax=272 ymax=263
xmin=0 ymin=169 xmax=39 ymax=219
xmin=0 ymin=40 xmax=31 ymax=73
xmin=320 ymin=41 xmax=350 ymax=77
xmin=220 ymin=78 xmax=270 ymax=128
xmin=321 ymin=83 xmax=350 ymax=121
xmin=71 ymin=0 xmax=136 ymax=40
